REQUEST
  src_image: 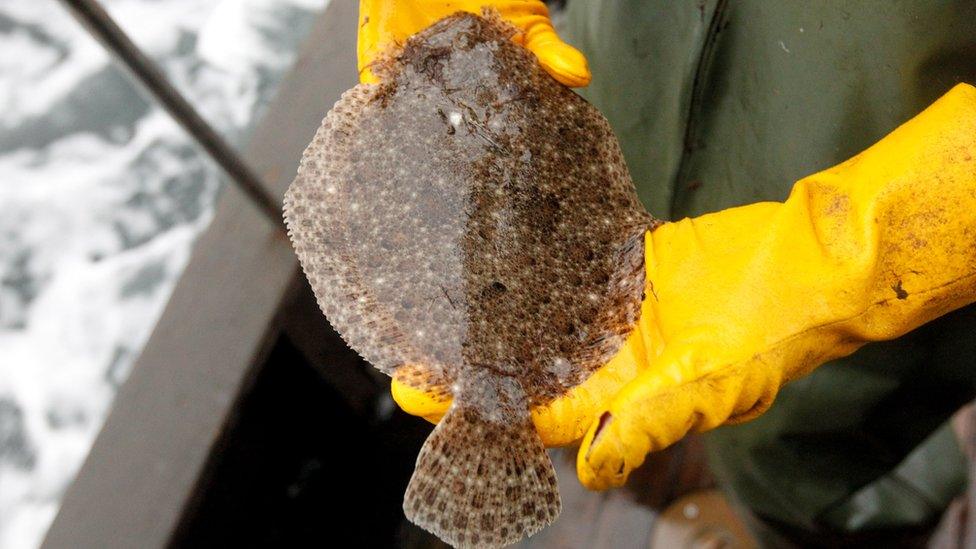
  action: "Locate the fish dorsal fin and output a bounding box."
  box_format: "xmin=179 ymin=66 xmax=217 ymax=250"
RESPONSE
xmin=284 ymin=84 xmax=450 ymax=392
xmin=404 ymin=379 xmax=560 ymax=548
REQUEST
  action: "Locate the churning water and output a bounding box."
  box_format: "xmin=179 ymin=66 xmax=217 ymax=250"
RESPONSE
xmin=0 ymin=1 xmax=326 ymax=546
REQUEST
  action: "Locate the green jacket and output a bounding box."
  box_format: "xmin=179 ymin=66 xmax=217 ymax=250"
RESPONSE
xmin=564 ymin=0 xmax=976 ymax=541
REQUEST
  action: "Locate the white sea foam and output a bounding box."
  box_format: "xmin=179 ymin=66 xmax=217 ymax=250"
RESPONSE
xmin=0 ymin=1 xmax=327 ymax=547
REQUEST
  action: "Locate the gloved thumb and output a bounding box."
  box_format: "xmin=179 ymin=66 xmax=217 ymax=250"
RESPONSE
xmin=576 ymin=347 xmax=784 ymax=490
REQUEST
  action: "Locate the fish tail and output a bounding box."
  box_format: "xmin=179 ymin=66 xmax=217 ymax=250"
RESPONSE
xmin=403 ymin=380 xmax=560 ymax=547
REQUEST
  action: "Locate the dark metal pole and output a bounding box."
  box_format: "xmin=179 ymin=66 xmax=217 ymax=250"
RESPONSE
xmin=57 ymin=0 xmax=286 ymax=230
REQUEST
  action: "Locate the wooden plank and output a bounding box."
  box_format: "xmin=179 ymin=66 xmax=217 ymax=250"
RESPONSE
xmin=41 ymin=1 xmax=359 ymax=547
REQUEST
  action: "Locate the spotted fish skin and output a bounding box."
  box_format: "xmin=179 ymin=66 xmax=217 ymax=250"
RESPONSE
xmin=283 ymin=10 xmax=654 ymax=548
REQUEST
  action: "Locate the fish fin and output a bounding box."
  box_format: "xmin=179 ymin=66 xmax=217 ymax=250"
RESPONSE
xmin=404 ymin=404 xmax=560 ymax=547
xmin=283 ymin=84 xmax=433 ymax=376
xmin=394 ymin=363 xmax=452 ymax=402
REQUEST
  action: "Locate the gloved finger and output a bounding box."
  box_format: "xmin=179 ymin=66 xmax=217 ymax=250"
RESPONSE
xmin=391 ymin=367 xmax=452 ymax=424
xmin=509 ymin=12 xmax=591 ymax=87
xmin=358 ymin=0 xmax=590 ymax=87
xmin=576 ymin=350 xmax=783 ymax=490
xmin=358 ymin=0 xmax=445 ymax=84
xmin=356 ymin=0 xmax=402 ymax=85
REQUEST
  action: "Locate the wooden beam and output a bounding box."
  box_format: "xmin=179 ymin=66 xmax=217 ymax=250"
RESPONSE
xmin=41 ymin=1 xmax=359 ymax=547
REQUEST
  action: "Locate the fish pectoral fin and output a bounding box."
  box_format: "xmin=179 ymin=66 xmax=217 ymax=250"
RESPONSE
xmin=404 ymin=403 xmax=560 ymax=547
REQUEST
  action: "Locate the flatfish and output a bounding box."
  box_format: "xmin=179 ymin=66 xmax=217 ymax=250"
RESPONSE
xmin=283 ymin=10 xmax=656 ymax=547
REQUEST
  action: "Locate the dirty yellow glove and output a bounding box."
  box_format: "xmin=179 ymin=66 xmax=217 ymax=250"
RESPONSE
xmin=357 ymin=0 xmax=590 ymax=87
xmin=394 ymin=84 xmax=976 ymax=489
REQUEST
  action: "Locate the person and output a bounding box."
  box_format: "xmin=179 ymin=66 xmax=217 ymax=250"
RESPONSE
xmin=357 ymin=1 xmax=976 ymax=545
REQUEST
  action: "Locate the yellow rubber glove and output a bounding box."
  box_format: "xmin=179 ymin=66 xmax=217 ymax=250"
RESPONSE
xmin=357 ymin=0 xmax=590 ymax=87
xmin=394 ymin=84 xmax=976 ymax=489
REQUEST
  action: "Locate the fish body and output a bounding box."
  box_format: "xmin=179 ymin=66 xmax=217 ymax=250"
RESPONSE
xmin=284 ymin=11 xmax=653 ymax=547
